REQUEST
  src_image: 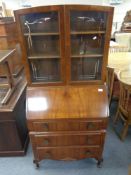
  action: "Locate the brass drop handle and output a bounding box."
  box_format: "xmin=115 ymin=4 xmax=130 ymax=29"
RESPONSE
xmin=43 ymin=123 xmax=49 ymax=131
xmin=43 ymin=139 xmax=49 ymax=145
xmin=44 ymin=152 xmax=51 ymax=159
xmin=85 ymin=150 xmax=91 ymax=156
xmin=86 ymin=123 xmax=94 ymax=129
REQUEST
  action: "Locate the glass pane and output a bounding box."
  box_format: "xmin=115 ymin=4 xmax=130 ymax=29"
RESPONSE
xmin=71 ymin=57 xmax=102 ymax=81
xmin=20 ymin=11 xmax=62 ymax=84
xmin=20 ymin=12 xmax=59 ymax=33
xmin=0 ymin=86 xmax=8 ymax=106
xmin=71 ymin=34 xmax=104 ymax=56
xmin=70 ymin=11 xmax=107 ymax=32
xmin=25 ymin=35 xmax=60 ymax=57
xmin=29 ymin=59 xmax=60 ymax=82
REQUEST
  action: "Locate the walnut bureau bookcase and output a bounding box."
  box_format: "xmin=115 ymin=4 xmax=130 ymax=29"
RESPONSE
xmin=14 ymin=5 xmax=114 ymax=168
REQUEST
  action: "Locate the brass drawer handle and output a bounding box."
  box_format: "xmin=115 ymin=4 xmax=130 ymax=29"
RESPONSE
xmin=43 ymin=139 xmax=49 ymax=145
xmin=86 ymin=123 xmax=95 ymax=129
xmin=85 ymin=150 xmax=92 ymax=156
xmin=44 ymin=152 xmax=51 ymax=159
xmin=43 ymin=123 xmax=49 ymax=131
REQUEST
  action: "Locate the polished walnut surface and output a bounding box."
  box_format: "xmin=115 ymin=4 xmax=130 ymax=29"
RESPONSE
xmin=16 ymin=4 xmax=112 ymax=167
xmin=27 ymin=85 xmax=108 ymax=166
xmin=27 ymin=85 xmax=108 ymax=121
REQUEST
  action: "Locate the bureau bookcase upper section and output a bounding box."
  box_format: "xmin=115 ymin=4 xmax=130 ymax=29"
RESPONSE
xmin=14 ymin=5 xmax=114 ymax=86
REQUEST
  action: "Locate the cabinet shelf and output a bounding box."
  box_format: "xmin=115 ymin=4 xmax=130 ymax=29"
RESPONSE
xmin=28 ymin=54 xmax=60 ymax=59
xmin=24 ymin=32 xmax=59 ymax=36
xmin=0 ymin=77 xmax=8 ymax=87
xmin=15 ymin=5 xmax=113 ymax=85
xmin=71 ymin=54 xmax=103 ymax=58
xmin=71 ymin=31 xmax=105 ymax=35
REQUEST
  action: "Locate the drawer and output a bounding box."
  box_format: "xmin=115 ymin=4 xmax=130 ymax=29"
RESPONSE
xmin=33 ymin=122 xmax=56 ymax=132
xmin=32 ymin=120 xmax=105 ymax=132
xmin=33 ymin=121 xmax=79 ymax=132
xmin=36 ymin=146 xmax=100 ymax=161
xmin=80 ymin=120 xmax=103 ymax=131
xmin=32 ymin=132 xmax=102 ymax=147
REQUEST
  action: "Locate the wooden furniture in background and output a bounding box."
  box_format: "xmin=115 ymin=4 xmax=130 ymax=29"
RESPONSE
xmin=14 ymin=5 xmax=113 ymax=86
xmin=0 ymin=17 xmax=23 ymax=77
xmin=106 ymin=66 xmax=115 ymax=106
xmin=114 ymin=73 xmax=131 ymax=140
xmin=117 ymin=68 xmax=131 ymax=85
xmin=108 ymin=52 xmax=131 ymax=74
xmin=14 ymin=5 xmax=113 ymax=167
xmin=114 ymin=32 xmax=131 ymax=52
xmin=27 ymin=85 xmax=108 ymax=168
xmin=108 ymin=52 xmax=131 ymax=99
xmin=121 ymin=10 xmax=131 ymax=32
xmin=129 ymin=164 xmax=131 ymax=175
xmin=0 ymin=67 xmax=28 ymax=156
xmin=109 ymin=40 xmax=129 ymax=53
xmin=0 ymin=49 xmax=22 ymax=104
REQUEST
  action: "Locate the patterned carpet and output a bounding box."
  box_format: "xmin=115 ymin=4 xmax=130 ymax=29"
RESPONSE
xmin=0 ymin=100 xmax=131 ymax=175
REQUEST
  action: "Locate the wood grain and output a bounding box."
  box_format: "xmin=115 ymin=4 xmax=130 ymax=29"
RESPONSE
xmin=26 ymin=85 xmax=108 ymax=121
xmin=14 ymin=5 xmax=112 ymax=166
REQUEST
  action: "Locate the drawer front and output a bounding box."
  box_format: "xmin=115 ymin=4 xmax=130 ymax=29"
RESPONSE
xmin=36 ymin=146 xmax=100 ymax=161
xmin=80 ymin=120 xmax=103 ymax=131
xmin=33 ymin=121 xmax=79 ymax=132
xmin=33 ymin=122 xmax=56 ymax=132
xmin=33 ymin=133 xmax=102 ymax=147
xmin=33 ymin=120 xmax=105 ymax=132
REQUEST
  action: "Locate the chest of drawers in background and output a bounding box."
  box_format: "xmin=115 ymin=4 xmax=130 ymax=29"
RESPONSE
xmin=26 ymin=85 xmax=109 ymax=168
xmin=0 ymin=72 xmax=28 ymax=156
xmin=0 ymin=17 xmax=23 ymax=77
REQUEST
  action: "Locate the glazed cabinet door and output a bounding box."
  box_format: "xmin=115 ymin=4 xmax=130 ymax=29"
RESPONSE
xmin=15 ymin=5 xmax=113 ymax=86
xmin=15 ymin=6 xmax=65 ymax=86
xmin=65 ymin=5 xmax=113 ymax=84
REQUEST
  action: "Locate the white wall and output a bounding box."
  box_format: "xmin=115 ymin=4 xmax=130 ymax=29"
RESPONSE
xmin=3 ymin=0 xmax=21 ymax=10
xmin=103 ymin=0 xmax=131 ymax=23
xmin=29 ymin=0 xmax=104 ymax=6
xmin=102 ymin=0 xmax=131 ymax=32
xmin=3 ymin=0 xmax=131 ymax=25
xmin=3 ymin=0 xmax=106 ymax=9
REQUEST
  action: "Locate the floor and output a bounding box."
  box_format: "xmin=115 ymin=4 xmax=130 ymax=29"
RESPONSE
xmin=0 ymin=101 xmax=131 ymax=175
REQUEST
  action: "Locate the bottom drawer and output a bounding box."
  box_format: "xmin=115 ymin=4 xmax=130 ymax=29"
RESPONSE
xmin=36 ymin=146 xmax=101 ymax=161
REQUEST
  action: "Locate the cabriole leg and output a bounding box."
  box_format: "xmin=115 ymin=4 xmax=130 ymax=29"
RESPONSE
xmin=97 ymin=158 xmax=103 ymax=168
xmin=33 ymin=159 xmax=40 ymax=169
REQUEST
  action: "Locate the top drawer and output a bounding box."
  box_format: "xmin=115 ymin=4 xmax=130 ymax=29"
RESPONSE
xmin=32 ymin=120 xmax=107 ymax=132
